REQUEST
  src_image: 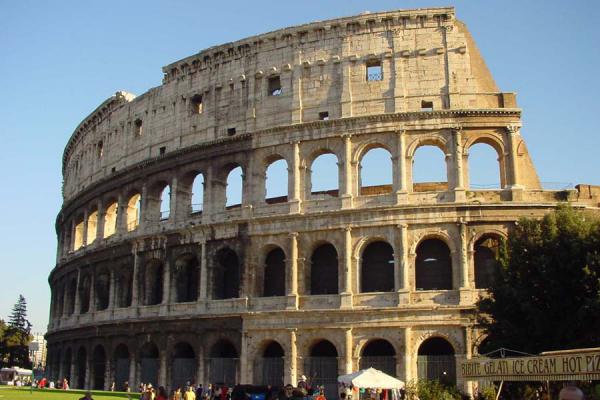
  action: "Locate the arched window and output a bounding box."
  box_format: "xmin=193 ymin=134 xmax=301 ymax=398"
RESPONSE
xmin=263 ymin=247 xmax=285 ymax=297
xmin=92 ymin=345 xmax=106 ymax=390
xmin=160 ymin=185 xmax=170 ymax=220
xmin=265 ymin=158 xmax=288 ymax=203
xmin=95 ymin=271 xmax=110 ymax=311
xmin=171 ymin=342 xmax=196 ymax=390
xmin=311 ymin=153 xmax=339 ymax=196
xmin=360 ymin=147 xmax=393 ymax=194
xmin=139 ymin=342 xmax=159 ymax=387
xmin=214 ymin=248 xmax=240 ymax=299
xmin=74 ymin=219 xmax=84 ymax=250
xmin=66 ymin=277 xmax=77 ymax=315
xmin=126 ymin=193 xmax=141 ymax=231
xmin=416 ymin=239 xmax=452 ymax=290
xmin=417 ymin=337 xmax=456 ymax=385
xmin=143 ymin=260 xmax=163 ymax=305
xmin=359 ymin=339 xmax=396 ymax=376
xmin=79 ymin=275 xmax=91 ymax=313
xmin=86 ymin=210 xmax=98 ymax=244
xmin=173 ymin=255 xmax=199 ymax=303
xmin=76 ymin=347 xmax=87 ymax=389
xmin=361 ymin=241 xmax=394 ymax=293
xmin=62 ymin=348 xmax=72 ymax=382
xmin=208 ymin=339 xmax=238 ymax=387
xmin=113 ymin=344 xmax=130 ymax=391
xmin=310 ymin=243 xmax=339 ymax=295
xmin=226 ymin=166 xmax=243 ymax=208
xmin=191 ymin=173 xmax=204 ymax=213
xmin=104 ymin=202 xmax=118 ymax=237
xmin=307 ymin=340 xmax=338 ymax=399
xmin=474 ymin=235 xmax=502 ymax=289
xmin=116 ymin=266 xmax=133 ymax=308
xmin=255 ymin=341 xmax=284 ymax=386
xmin=412 ymin=145 xmax=448 ymax=192
xmin=468 ymin=143 xmax=502 ymax=189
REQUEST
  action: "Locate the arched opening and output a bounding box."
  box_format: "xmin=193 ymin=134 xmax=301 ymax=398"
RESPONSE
xmin=55 ymin=286 xmax=65 ymax=318
xmin=113 ymin=344 xmax=130 ymax=391
xmin=208 ymin=339 xmax=238 ymax=387
xmin=311 ymin=153 xmax=339 ymax=197
xmin=79 ymin=275 xmax=91 ymax=313
xmin=92 ymin=345 xmax=106 ymax=390
xmin=86 ymin=210 xmax=98 ymax=244
xmin=254 ymin=341 xmax=284 ymax=386
xmin=160 ymin=185 xmax=171 ymax=220
xmin=265 ymin=158 xmax=288 ymax=203
xmin=104 ymin=202 xmax=118 ymax=237
xmin=139 ymin=342 xmax=159 ymax=387
xmin=416 ymin=239 xmax=452 ymax=290
xmin=310 ymin=243 xmax=339 ymax=295
xmin=412 ymin=145 xmax=448 ymax=192
xmin=306 ymin=340 xmax=338 ymax=399
xmin=468 ymin=143 xmax=502 ymax=189
xmin=76 ymin=347 xmax=87 ymax=389
xmin=116 ymin=266 xmax=133 ymax=308
xmin=143 ymin=260 xmax=164 ymax=306
xmin=359 ymin=147 xmax=393 ymax=195
xmin=74 ymin=219 xmax=84 ymax=250
xmin=66 ymin=278 xmax=77 ymax=315
xmin=62 ymin=348 xmax=72 ymax=384
xmin=173 ymin=255 xmax=199 ymax=303
xmin=474 ymin=235 xmax=502 ymax=289
xmin=360 ymin=241 xmax=394 ymax=293
xmin=226 ymin=166 xmax=243 ymax=208
xmin=191 ymin=173 xmax=204 ymax=213
xmin=263 ymin=247 xmax=285 ymax=297
xmin=417 ymin=337 xmax=456 ymax=385
xmin=126 ymin=193 xmax=141 ymax=231
xmin=171 ymin=342 xmax=196 ymax=391
xmin=359 ymin=339 xmax=396 ymax=376
xmin=213 ymin=248 xmax=240 ymax=299
xmin=95 ymin=271 xmax=110 ymax=311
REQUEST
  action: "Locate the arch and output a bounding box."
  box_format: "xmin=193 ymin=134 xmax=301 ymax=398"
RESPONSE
xmin=208 ymin=339 xmax=238 ymax=386
xmin=191 ymin=173 xmax=204 ymax=213
xmin=360 ymin=241 xmax=394 ymax=293
xmin=143 ymin=260 xmax=164 ymax=305
xmin=213 ymin=248 xmax=240 ymax=299
xmin=113 ymin=344 xmax=130 ymax=391
xmin=254 ymin=340 xmax=284 ymax=386
xmin=126 ymin=193 xmax=141 ymax=231
xmin=74 ymin=218 xmax=84 ymax=250
xmin=104 ymin=202 xmax=118 ymax=237
xmin=159 ymin=185 xmax=171 ymax=220
xmin=417 ymin=337 xmax=456 ymax=384
xmin=310 ymin=152 xmax=339 ymax=196
xmin=265 ymin=157 xmax=288 ymax=203
xmin=415 ymin=238 xmax=452 ymax=290
xmin=359 ymin=339 xmax=396 ymax=376
xmin=263 ymin=247 xmax=286 ymax=297
xmin=66 ymin=277 xmax=77 ymax=315
xmin=115 ymin=265 xmax=133 ymax=308
xmin=226 ymin=165 xmax=243 ymax=207
xmin=86 ymin=210 xmax=98 ymax=244
xmin=359 ymin=146 xmax=393 ymax=195
xmin=474 ymin=234 xmax=502 ymax=289
xmin=62 ymin=347 xmax=72 ymax=382
xmin=78 ymin=275 xmax=91 ymax=313
xmin=139 ymin=342 xmax=159 ymax=387
xmin=95 ymin=271 xmax=110 ymax=311
xmin=171 ymin=342 xmax=196 ymax=391
xmin=411 ymin=142 xmax=448 ymax=192
xmin=467 ymin=142 xmax=502 ymax=189
xmin=310 ymin=243 xmax=339 ymax=295
xmin=307 ymin=340 xmax=338 ymax=399
xmin=92 ymin=345 xmax=106 ymax=390
xmin=173 ymin=254 xmax=199 ymax=303
xmin=76 ymin=346 xmax=87 ymax=389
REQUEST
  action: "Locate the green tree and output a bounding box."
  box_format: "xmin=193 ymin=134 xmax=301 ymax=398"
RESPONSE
xmin=477 ymin=205 xmax=600 ymax=354
xmin=4 ymin=295 xmax=32 ymax=368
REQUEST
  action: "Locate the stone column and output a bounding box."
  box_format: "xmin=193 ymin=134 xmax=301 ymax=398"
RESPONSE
xmin=452 ymin=128 xmax=466 ymax=201
xmin=96 ymin=199 xmax=105 ymax=240
xmin=343 ymin=328 xmax=353 ymax=374
xmin=341 ymin=227 xmax=353 ymax=308
xmin=285 ymin=329 xmax=298 ymax=386
xmin=286 ymin=233 xmax=299 ymax=310
xmin=398 ymin=328 xmax=413 ymax=382
xmin=393 ymin=130 xmax=409 ymax=203
xmin=108 ymin=269 xmax=116 ymax=310
xmin=507 ymin=125 xmax=523 ymax=190
xmin=104 ymin=355 xmax=112 ymax=391
xmin=161 ymin=260 xmax=171 ymax=308
xmin=73 ymin=268 xmax=81 ymax=315
xmin=85 ymin=351 xmax=91 ymax=388
xmin=131 ymin=244 xmax=140 ymax=310
xmin=340 ymin=49 xmax=353 ymax=117
xmin=169 ymin=176 xmax=179 ymax=222
xmin=461 ymin=326 xmax=474 ymax=396
xmin=116 ymin=193 xmax=127 ymax=234
xmin=341 ymin=134 xmax=353 ymax=209
xmin=291 ymin=62 xmax=303 ymax=124
xmin=196 ymin=345 xmax=205 ymax=387
xmin=128 ymin=355 xmax=136 ymax=390
xmin=240 ymin=331 xmax=249 ymax=383
xmin=289 ymin=141 xmax=302 ymax=213
xmin=395 ymin=224 xmax=410 ymax=305
xmin=458 ymin=221 xmax=470 ymax=290
xmin=82 ymin=209 xmax=89 ymax=247
xmin=89 ymin=274 xmax=96 ymax=313
xmin=159 ymin=350 xmax=167 ymax=389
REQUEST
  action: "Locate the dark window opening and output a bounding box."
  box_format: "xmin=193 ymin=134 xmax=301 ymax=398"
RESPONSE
xmin=227 ymin=127 xmax=237 ymax=136
xmin=416 ymin=239 xmax=452 ymax=290
xmin=263 ymin=341 xmax=284 ymax=358
xmin=474 ymin=235 xmax=501 ymax=289
xmin=174 ymin=255 xmax=199 ymax=303
xmin=417 ymin=337 xmax=456 ymax=385
xmin=79 ymin=275 xmax=91 ymax=314
xmin=319 ymin=111 xmax=329 ymax=121
xmin=111 ymin=167 xmax=116 ymax=173
xmin=268 ymin=76 xmax=282 ymax=96
xmin=310 ymin=243 xmax=339 ymax=295
xmin=361 ymin=241 xmax=394 ymax=292
xmin=191 ymin=94 xmax=203 ymax=114
xmin=263 ymin=247 xmax=286 ymax=297
xmin=159 ymin=146 xmax=166 ymax=155
xmin=360 ymin=339 xmax=396 ymax=376
xmin=421 ymin=101 xmax=433 ymax=111
xmin=116 ymin=268 xmax=132 ymax=308
xmin=143 ymin=261 xmax=163 ymax=305
xmin=92 ymin=346 xmax=106 ymax=390
xmin=214 ymin=248 xmax=240 ymax=299
xmin=97 ymin=141 xmax=103 ymax=158
xmin=366 ymin=61 xmax=383 ymax=81
xmin=95 ymin=272 xmax=110 ymax=311
xmin=134 ymin=119 xmax=143 ymax=136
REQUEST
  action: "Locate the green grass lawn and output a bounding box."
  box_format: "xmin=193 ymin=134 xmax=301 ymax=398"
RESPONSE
xmin=0 ymin=387 xmax=136 ymax=400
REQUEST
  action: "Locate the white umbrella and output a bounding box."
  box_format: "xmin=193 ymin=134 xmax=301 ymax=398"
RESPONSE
xmin=337 ymin=367 xmax=404 ymax=389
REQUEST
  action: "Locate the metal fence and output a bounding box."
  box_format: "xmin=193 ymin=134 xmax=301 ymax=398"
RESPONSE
xmin=114 ymin=359 xmax=129 ymax=391
xmin=417 ymin=355 xmax=456 ymax=384
xmin=253 ymin=358 xmax=284 ymax=386
xmin=140 ymin=358 xmax=159 ymax=386
xmin=171 ymin=358 xmax=196 ymax=390
xmin=207 ymin=358 xmax=238 ymax=386
xmin=303 ymin=357 xmax=338 ymax=399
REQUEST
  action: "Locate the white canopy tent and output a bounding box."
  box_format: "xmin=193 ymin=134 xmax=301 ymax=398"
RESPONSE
xmin=338 ymin=367 xmax=405 ymax=389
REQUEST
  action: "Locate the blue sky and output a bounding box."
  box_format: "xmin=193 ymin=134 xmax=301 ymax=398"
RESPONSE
xmin=1 ymin=0 xmax=599 ymax=333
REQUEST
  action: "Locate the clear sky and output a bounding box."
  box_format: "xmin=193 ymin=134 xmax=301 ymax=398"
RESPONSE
xmin=1 ymin=0 xmax=599 ymax=333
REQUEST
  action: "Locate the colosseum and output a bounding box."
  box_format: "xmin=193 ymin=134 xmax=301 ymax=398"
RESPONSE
xmin=45 ymin=6 xmax=600 ymax=396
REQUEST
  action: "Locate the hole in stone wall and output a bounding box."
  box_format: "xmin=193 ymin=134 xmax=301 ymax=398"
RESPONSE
xmin=319 ymin=111 xmax=329 ymax=120
xmin=191 ymin=94 xmax=203 ymax=114
xmin=268 ymin=76 xmax=282 ymax=96
xmin=366 ymin=60 xmax=383 ymax=81
xmin=421 ymin=101 xmax=433 ymax=111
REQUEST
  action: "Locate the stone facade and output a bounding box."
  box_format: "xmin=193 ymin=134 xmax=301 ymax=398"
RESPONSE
xmin=46 ymin=7 xmax=600 ymax=395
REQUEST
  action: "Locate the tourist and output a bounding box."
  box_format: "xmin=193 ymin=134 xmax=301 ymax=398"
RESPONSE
xmin=196 ymin=383 xmax=204 ymax=399
xmin=111 ymin=381 xmax=116 ymax=391
xmin=49 ymin=380 xmax=55 ymax=389
xmin=156 ymin=386 xmax=168 ymax=400
xmin=278 ymin=384 xmax=297 ymax=400
xmin=184 ymin=386 xmax=197 ymax=400
xmin=63 ymin=377 xmax=69 ymax=390
xmin=79 ymin=391 xmax=94 ymax=400
xmin=558 ymin=386 xmax=584 ymax=400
